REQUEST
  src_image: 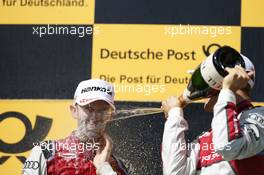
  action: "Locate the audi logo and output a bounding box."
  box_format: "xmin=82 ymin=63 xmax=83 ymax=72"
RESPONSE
xmin=23 ymin=161 xmax=40 ymax=170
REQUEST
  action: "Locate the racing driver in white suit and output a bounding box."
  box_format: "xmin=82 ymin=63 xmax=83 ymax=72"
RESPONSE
xmin=161 ymin=55 xmax=264 ymax=175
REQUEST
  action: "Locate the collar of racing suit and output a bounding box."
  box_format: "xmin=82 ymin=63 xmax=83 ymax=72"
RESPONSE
xmin=236 ymin=100 xmax=253 ymax=114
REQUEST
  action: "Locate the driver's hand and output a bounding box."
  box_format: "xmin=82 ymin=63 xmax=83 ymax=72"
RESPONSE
xmin=223 ymin=65 xmax=254 ymax=92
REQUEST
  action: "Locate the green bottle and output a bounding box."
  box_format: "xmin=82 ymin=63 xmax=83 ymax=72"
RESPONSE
xmin=183 ymin=46 xmax=245 ymax=102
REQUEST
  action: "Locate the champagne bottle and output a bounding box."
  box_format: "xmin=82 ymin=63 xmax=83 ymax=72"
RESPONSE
xmin=182 ymin=46 xmax=245 ymax=102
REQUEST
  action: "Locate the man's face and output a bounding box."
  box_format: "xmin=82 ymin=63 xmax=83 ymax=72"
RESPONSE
xmin=72 ymin=100 xmax=114 ymax=141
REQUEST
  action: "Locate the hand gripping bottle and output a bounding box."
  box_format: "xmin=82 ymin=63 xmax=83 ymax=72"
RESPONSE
xmin=182 ymin=46 xmax=245 ymax=103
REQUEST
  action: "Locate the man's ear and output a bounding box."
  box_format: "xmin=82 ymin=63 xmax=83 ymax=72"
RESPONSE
xmin=109 ymin=113 xmax=114 ymax=120
xmin=107 ymin=109 xmax=115 ymax=121
xmin=70 ymin=105 xmax=78 ymax=120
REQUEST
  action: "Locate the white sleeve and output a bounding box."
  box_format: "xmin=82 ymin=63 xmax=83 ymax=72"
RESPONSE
xmin=96 ymin=162 xmax=117 ymax=175
xmin=22 ymin=146 xmax=47 ymax=175
xmin=162 ymin=107 xmax=199 ymax=175
xmin=212 ymin=88 xmax=264 ymax=160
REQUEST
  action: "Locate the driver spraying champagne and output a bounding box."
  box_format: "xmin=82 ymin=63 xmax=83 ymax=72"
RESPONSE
xmin=161 ymin=46 xmax=264 ymax=175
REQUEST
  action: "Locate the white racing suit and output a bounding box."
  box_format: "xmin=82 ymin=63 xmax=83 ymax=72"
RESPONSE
xmin=162 ymin=89 xmax=264 ymax=175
